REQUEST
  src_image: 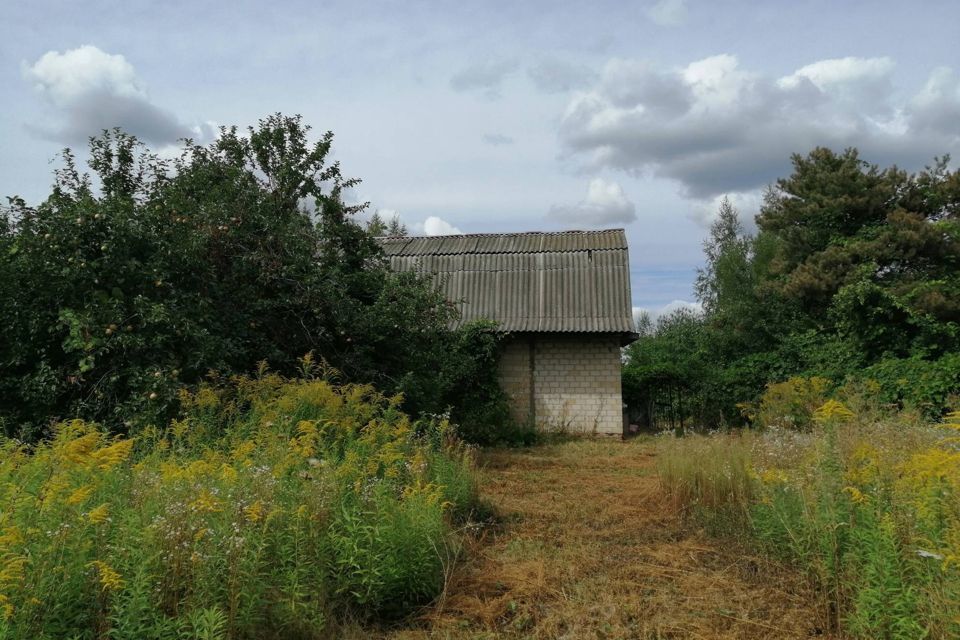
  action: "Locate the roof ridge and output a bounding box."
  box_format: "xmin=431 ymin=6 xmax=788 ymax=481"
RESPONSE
xmin=379 ymin=228 xmax=624 ymax=241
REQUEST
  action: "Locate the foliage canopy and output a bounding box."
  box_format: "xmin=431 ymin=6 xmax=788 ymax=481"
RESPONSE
xmin=0 ymin=115 xmax=510 ymax=442
xmin=623 ymin=148 xmax=960 ymax=427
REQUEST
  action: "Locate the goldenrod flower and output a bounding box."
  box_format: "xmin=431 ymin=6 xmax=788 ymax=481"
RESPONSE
xmin=759 ymin=468 xmax=788 ymax=484
xmin=88 ymin=560 xmax=124 ymax=591
xmin=220 ymin=463 xmax=238 ymax=483
xmin=813 ymin=400 xmax=854 ymax=424
xmin=90 ymin=438 xmax=134 ymax=470
xmin=0 ymin=594 xmax=13 ymax=621
xmin=60 ymin=430 xmax=102 ymax=464
xmin=87 ymin=503 xmax=110 ymax=524
xmin=65 ymin=485 xmax=94 ymax=506
xmin=843 ymin=486 xmax=867 ymax=504
xmin=244 ymin=500 xmax=265 ymax=523
xmin=189 ymin=490 xmax=221 ymax=513
xmin=232 ymin=440 xmax=256 ymax=461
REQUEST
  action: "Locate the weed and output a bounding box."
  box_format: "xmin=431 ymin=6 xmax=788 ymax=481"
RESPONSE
xmin=658 ymin=391 xmax=960 ymax=638
xmin=0 ymin=374 xmax=477 ymax=638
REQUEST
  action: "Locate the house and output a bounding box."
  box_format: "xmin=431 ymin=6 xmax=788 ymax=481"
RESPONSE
xmin=379 ymin=229 xmax=637 ymax=436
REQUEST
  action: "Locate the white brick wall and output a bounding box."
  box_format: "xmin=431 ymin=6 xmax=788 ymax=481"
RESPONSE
xmin=498 ymin=334 xmax=623 ymax=435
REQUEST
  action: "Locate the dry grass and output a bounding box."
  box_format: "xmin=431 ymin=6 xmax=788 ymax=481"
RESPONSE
xmin=354 ymin=437 xmax=834 ymax=640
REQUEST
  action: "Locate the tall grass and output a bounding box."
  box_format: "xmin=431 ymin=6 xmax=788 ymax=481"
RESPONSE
xmin=658 ymin=391 xmax=960 ymax=639
xmin=0 ymin=371 xmax=477 ymax=639
xmin=657 ymin=432 xmax=754 ymax=531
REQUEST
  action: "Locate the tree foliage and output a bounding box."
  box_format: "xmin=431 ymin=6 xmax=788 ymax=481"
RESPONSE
xmin=0 ymin=115 xmax=509 ymax=442
xmin=366 ymin=210 xmax=408 ymax=237
xmin=624 ymin=147 xmax=960 ymax=428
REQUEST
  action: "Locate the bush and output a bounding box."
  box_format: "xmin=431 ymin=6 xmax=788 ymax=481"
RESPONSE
xmin=0 ymin=115 xmax=511 ymax=445
xmin=0 ymin=372 xmax=477 ymax=638
xmin=752 ymin=376 xmax=831 ymax=430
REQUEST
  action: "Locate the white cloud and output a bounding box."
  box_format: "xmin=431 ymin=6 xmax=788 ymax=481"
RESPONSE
xmin=548 ymin=178 xmax=637 ymax=225
xmin=778 ymin=56 xmax=895 ymax=113
xmin=23 ymin=45 xmax=192 ymax=145
xmin=908 ymin=66 xmax=960 ymax=135
xmin=422 ymin=215 xmax=463 ymax=236
xmin=450 ymin=58 xmax=519 ymax=99
xmin=690 ymin=190 xmax=762 ymax=229
xmin=26 ymin=45 xmax=144 ymax=105
xmin=559 ymin=55 xmax=960 ymax=200
xmin=647 ymin=0 xmax=688 ymax=26
xmin=780 ymin=56 xmax=894 ymax=92
xmin=364 ymin=210 xmax=461 ymax=236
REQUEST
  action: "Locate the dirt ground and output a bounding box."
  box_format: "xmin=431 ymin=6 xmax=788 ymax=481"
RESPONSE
xmin=378 ymin=438 xmax=834 ymax=639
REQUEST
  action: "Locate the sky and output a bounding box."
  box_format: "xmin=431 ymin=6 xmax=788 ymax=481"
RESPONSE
xmin=3 ymin=0 xmax=960 ymax=318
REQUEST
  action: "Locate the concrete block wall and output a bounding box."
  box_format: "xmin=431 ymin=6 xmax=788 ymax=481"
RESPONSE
xmin=498 ymin=334 xmax=624 ymax=436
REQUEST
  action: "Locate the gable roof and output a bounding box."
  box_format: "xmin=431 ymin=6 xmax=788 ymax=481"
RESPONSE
xmin=378 ymin=229 xmax=635 ymax=334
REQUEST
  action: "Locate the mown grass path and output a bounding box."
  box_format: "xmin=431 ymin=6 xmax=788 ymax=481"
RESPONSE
xmin=385 ymin=438 xmax=833 ymax=639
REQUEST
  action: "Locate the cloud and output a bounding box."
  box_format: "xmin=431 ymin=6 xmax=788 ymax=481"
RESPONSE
xmin=548 ymin=178 xmax=637 ymax=225
xmin=908 ymin=66 xmax=960 ymax=135
xmin=559 ymin=55 xmax=960 ymax=201
xmin=482 ymin=133 xmax=515 ymax=146
xmin=367 ymin=210 xmax=462 ymax=236
xmin=647 ymin=0 xmax=688 ymax=26
xmin=24 ymin=45 xmax=192 ymax=145
xmin=450 ymin=58 xmax=519 ymax=98
xmin=690 ymin=191 xmax=762 ymax=230
xmin=528 ymin=58 xmax=598 ymax=93
xmin=422 ymin=216 xmax=463 ymax=236
xmin=633 ymin=300 xmax=703 ymax=327
xmin=779 ymin=56 xmax=895 ymax=113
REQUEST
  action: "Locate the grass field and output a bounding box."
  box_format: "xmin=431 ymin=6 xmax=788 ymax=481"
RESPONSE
xmin=372 ymin=438 xmax=831 ymax=640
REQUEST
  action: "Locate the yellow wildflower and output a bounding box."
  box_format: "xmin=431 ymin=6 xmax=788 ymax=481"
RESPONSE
xmin=189 ymin=490 xmax=221 ymax=513
xmin=220 ymin=463 xmax=238 ymax=483
xmin=66 ymin=485 xmax=94 ymax=506
xmin=194 ymin=387 xmax=220 ymax=410
xmin=159 ymin=460 xmax=185 ymax=482
xmin=0 ymin=548 xmax=26 ymax=589
xmin=87 ymin=503 xmax=111 ymax=524
xmin=0 ymin=594 xmax=12 ymax=621
xmin=88 ymin=560 xmax=124 ymax=591
xmin=232 ymin=440 xmax=256 ymax=467
xmin=61 ymin=431 xmax=102 ymax=464
xmin=40 ymin=474 xmax=70 ymax=508
xmin=244 ymin=500 xmax=265 ymax=523
xmin=90 ymin=438 xmax=134 ymax=470
xmin=813 ymin=400 xmax=854 ymax=424
xmin=941 ymin=411 xmax=960 ymax=431
xmin=184 ymin=459 xmax=214 ymax=481
xmin=170 ymin=418 xmax=190 ymax=440
xmin=843 ymin=486 xmax=868 ymax=504
xmin=759 ymin=468 xmax=788 ymax=484
xmin=845 ymin=443 xmax=881 ymax=486
xmin=0 ymin=527 xmax=24 ymax=549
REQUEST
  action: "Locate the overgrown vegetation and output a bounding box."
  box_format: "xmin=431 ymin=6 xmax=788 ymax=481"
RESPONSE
xmin=0 ymin=114 xmax=513 ymax=444
xmin=659 ymin=384 xmax=960 ymax=638
xmin=0 ymin=366 xmax=478 ymax=638
xmin=624 ymin=148 xmax=960 ymax=429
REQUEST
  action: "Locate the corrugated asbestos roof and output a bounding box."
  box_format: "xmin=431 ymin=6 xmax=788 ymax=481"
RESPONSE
xmin=378 ymin=230 xmax=635 ymax=333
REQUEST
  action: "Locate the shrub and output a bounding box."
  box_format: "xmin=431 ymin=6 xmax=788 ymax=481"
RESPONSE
xmin=0 ymin=116 xmax=511 ymax=445
xmin=753 ymin=376 xmax=831 ymax=430
xmin=0 ymin=372 xmax=477 ymax=638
